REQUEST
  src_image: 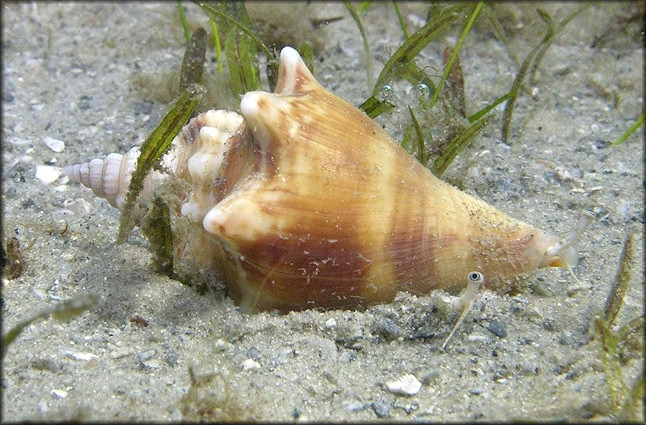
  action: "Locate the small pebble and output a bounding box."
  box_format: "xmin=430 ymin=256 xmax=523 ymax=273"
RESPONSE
xmin=342 ymin=350 xmax=357 ymax=363
xmin=519 ymin=362 xmax=538 ymax=375
xmin=377 ymin=317 xmax=402 ymax=340
xmin=273 ymin=347 xmax=294 ymax=366
xmin=32 ymin=357 xmax=60 ymax=372
xmin=65 ymin=350 xmax=99 ymax=361
xmin=110 ymin=348 xmax=133 ymax=359
xmin=419 ymin=369 xmax=440 ymax=385
xmin=386 ymin=374 xmax=422 ymax=396
xmin=615 ymin=198 xmax=630 ymax=220
xmin=566 ymin=283 xmax=586 ymax=297
xmin=400 ymin=401 xmax=420 ymax=414
xmin=63 ymin=198 xmax=91 ymax=216
xmin=51 ymin=389 xmax=68 ymax=399
xmin=133 ymin=101 xmax=153 ymax=115
xmin=164 ymin=349 xmax=179 ymax=367
xmin=241 ymin=358 xmax=260 ymax=371
xmin=486 ymin=320 xmax=507 ymax=338
xmin=170 ymin=408 xmax=182 ymax=421
xmin=558 ymin=331 xmax=577 ymax=346
xmin=467 ymin=334 xmax=489 ymax=343
xmin=343 ymin=400 xmax=366 ymax=413
xmin=138 ymin=349 xmax=156 ymax=362
xmin=141 ymin=359 xmax=161 ymax=369
xmin=42 ymin=136 xmax=65 ymax=152
xmin=129 ymin=314 xmax=150 ymax=327
xmin=325 ymin=318 xmax=337 ymax=329
xmin=35 ymin=165 xmax=62 ymax=185
xmin=8 ymin=137 xmax=32 ymax=147
xmin=78 ymin=95 xmax=99 ymax=110
xmin=372 ymin=399 xmax=392 ymax=418
xmin=246 ymin=346 xmax=262 ymax=360
xmin=214 ymin=338 xmax=232 ymax=352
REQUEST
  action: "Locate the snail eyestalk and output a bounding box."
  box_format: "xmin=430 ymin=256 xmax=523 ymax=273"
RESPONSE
xmin=544 ymin=210 xmax=594 ymax=282
xmin=441 ymin=271 xmax=484 ymax=351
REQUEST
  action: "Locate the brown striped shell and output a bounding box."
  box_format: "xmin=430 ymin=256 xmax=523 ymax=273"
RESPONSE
xmin=64 ymin=47 xmax=578 ymax=312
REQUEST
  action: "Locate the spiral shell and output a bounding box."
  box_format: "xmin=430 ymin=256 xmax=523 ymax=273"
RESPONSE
xmin=62 ymin=146 xmax=167 ymax=210
xmin=64 ymin=47 xmax=579 ymax=312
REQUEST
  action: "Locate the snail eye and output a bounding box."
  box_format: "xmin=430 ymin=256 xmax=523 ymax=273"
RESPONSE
xmin=468 ymin=271 xmax=484 ymax=283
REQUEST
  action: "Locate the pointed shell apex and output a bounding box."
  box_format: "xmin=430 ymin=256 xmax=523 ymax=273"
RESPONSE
xmin=62 ymin=146 xmax=142 ymax=208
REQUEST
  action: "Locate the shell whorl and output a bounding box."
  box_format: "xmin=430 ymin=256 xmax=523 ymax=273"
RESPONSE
xmin=62 ymin=146 xmax=141 ymax=208
xmin=62 ymin=146 xmax=170 ymax=209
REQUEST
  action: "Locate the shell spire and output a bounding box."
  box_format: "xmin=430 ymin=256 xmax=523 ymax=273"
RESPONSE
xmin=62 ymin=146 xmax=141 ymax=208
xmin=64 ymin=46 xmax=584 ymax=313
xmin=62 ymin=146 xmax=168 ymax=210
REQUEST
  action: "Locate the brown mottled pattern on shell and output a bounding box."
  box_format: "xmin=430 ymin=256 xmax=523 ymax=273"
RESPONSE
xmin=214 ymin=129 xmax=261 ymax=202
xmin=222 ymin=225 xmax=369 ymax=311
xmin=208 ymin=55 xmax=563 ymax=311
xmin=205 ymin=70 xmax=406 ymax=310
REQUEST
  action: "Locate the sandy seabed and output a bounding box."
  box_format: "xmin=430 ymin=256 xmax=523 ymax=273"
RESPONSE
xmin=2 ymin=2 xmax=643 ymax=422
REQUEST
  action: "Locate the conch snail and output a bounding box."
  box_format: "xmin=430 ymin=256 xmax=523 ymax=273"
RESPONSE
xmin=64 ymin=46 xmax=585 ymax=313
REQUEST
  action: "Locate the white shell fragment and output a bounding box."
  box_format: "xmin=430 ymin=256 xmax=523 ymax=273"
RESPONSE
xmin=35 ymin=165 xmax=62 ymax=185
xmin=325 ymin=318 xmax=337 ymax=329
xmin=43 ymin=136 xmax=65 ymax=152
xmin=386 ymin=374 xmax=422 ymax=396
xmin=73 ymin=352 xmax=99 ymax=361
xmin=241 ymin=358 xmax=261 ymax=371
xmin=63 ymin=350 xmax=100 ymax=361
xmin=51 ymin=389 xmax=68 ymax=399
